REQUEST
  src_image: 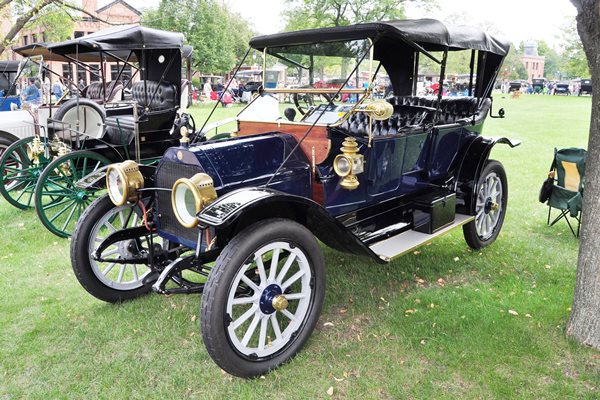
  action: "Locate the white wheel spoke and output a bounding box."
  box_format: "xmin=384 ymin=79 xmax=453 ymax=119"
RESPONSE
xmin=281 ymin=309 xmax=297 ymax=322
xmin=102 ymin=248 xmax=119 ymax=257
xmin=231 ymin=295 xmax=257 ymax=305
xmin=132 ymin=264 xmax=138 ymax=281
xmin=282 ymin=269 xmax=305 ymax=291
xmin=240 ymin=274 xmax=260 ymax=293
xmin=102 ymin=262 xmax=116 ymax=276
xmin=231 ymin=304 xmax=258 ymax=330
xmin=258 ymin=316 xmax=268 ymax=350
xmin=117 ymin=265 xmax=126 ymax=283
xmin=284 ymin=292 xmax=307 ymax=300
xmin=255 ymin=256 xmax=267 ymax=285
xmin=270 ymin=314 xmax=282 ymax=340
xmin=118 ymin=211 xmax=125 ymax=226
xmin=268 ymin=248 xmax=280 ymax=282
xmin=276 ymin=253 xmax=297 ymax=284
xmin=241 ymin=313 xmax=261 ymax=347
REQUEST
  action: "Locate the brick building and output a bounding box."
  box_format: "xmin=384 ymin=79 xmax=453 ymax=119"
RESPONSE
xmin=522 ymin=41 xmax=545 ymax=82
xmin=9 ymin=0 xmax=141 ymax=85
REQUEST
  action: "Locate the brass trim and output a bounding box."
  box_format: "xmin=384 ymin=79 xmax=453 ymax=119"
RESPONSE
xmin=106 ymin=160 xmax=144 ymax=206
xmin=272 ymin=295 xmax=288 ymax=311
xmin=171 ymin=173 xmax=218 ymax=228
xmin=263 ymin=88 xmax=367 ymax=94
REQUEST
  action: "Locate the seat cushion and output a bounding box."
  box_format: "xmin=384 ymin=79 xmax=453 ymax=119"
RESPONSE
xmin=131 ymin=80 xmax=177 ymax=111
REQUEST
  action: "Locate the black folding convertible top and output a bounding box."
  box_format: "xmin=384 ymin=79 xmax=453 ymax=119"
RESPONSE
xmin=250 ymin=18 xmax=510 ymax=56
xmin=14 ymin=25 xmax=185 ymax=62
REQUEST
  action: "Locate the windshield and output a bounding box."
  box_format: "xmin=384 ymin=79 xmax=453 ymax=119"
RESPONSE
xmin=233 ymin=39 xmax=391 ymax=125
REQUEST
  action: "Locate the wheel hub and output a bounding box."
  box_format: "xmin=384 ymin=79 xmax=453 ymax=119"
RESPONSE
xmin=118 ymin=239 xmax=139 ymax=259
xmin=259 ymin=284 xmax=283 ymax=315
xmin=76 ymin=191 xmax=88 ymax=201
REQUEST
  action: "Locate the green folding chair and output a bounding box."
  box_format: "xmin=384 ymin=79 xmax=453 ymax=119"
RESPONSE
xmin=546 ymin=147 xmax=587 ymax=237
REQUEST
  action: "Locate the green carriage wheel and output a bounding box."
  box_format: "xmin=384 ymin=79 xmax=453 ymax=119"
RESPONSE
xmin=34 ymin=150 xmax=111 ymax=238
xmin=0 ymin=136 xmax=52 ymax=209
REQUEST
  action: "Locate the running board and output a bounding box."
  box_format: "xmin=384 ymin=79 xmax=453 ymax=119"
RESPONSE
xmin=369 ymin=214 xmax=474 ymax=262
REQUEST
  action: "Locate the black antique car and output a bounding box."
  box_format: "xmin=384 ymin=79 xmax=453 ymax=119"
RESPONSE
xmin=532 ymin=77 xmax=546 ymax=94
xmin=554 ymin=82 xmax=570 ymax=95
xmin=70 ymin=19 xmax=518 ymax=377
xmin=0 ymin=26 xmax=194 ymax=237
xmin=579 ymin=78 xmax=592 ymax=95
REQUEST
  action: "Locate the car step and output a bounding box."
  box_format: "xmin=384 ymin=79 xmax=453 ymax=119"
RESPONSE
xmin=369 ymin=213 xmax=474 ymax=262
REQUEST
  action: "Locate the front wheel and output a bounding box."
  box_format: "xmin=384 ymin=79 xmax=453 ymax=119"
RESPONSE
xmin=463 ymin=159 xmax=508 ymax=249
xmin=70 ymin=194 xmax=160 ymax=303
xmin=34 ymin=150 xmax=110 ymax=238
xmin=201 ymin=219 xmax=325 ymax=378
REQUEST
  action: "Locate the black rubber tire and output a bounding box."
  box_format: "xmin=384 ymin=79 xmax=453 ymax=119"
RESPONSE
xmin=53 ymin=98 xmax=106 ymax=137
xmin=0 ymin=134 xmax=15 ymax=157
xmin=463 ymin=159 xmax=508 ymax=249
xmin=70 ymin=194 xmax=155 ymax=303
xmin=201 ymin=218 xmax=325 ymax=378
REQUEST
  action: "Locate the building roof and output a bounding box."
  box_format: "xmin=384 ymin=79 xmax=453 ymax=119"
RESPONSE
xmin=96 ymin=0 xmax=141 ymax=16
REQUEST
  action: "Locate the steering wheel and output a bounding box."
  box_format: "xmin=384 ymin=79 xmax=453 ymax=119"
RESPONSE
xmin=292 ymin=86 xmax=333 ymax=115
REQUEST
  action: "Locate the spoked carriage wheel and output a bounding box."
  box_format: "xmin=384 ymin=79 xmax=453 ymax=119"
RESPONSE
xmin=0 ymin=136 xmax=52 ymax=209
xmin=34 ymin=150 xmax=110 ymax=238
xmin=463 ymin=160 xmax=508 ymax=249
xmin=71 ymin=194 xmax=162 ymax=303
xmin=201 ymin=219 xmax=325 ymax=378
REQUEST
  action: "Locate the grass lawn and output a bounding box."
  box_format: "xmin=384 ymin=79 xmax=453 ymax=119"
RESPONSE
xmin=1 ymin=94 xmax=599 ymax=399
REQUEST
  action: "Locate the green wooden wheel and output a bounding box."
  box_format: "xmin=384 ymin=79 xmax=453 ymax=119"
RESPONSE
xmin=34 ymin=150 xmax=111 ymax=238
xmin=0 ymin=136 xmax=53 ymax=209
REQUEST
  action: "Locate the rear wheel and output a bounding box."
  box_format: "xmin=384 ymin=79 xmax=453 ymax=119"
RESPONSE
xmin=463 ymin=160 xmax=507 ymax=249
xmin=201 ymin=219 xmax=325 ymax=378
xmin=34 ymin=150 xmax=110 ymax=238
xmin=70 ymin=194 xmax=160 ymax=303
xmin=0 ymin=136 xmax=52 ymax=209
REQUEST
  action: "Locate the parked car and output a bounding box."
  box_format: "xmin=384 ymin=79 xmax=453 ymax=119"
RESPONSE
xmin=554 ymin=82 xmax=570 ymax=95
xmin=0 ymin=25 xmax=195 ymax=238
xmin=71 ymin=19 xmax=518 ymax=378
xmin=532 ymin=78 xmax=547 ymax=94
xmin=508 ymin=80 xmax=522 ymax=92
xmin=579 ymin=78 xmax=592 ymax=95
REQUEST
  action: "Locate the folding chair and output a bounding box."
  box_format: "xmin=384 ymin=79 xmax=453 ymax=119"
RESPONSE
xmin=546 ymin=147 xmax=587 ymax=237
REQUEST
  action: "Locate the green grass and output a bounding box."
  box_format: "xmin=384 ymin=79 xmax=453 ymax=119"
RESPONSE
xmin=1 ymin=94 xmax=599 ymax=399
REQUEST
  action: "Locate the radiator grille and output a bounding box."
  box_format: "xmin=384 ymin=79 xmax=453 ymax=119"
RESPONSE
xmin=155 ymin=160 xmax=204 ymax=245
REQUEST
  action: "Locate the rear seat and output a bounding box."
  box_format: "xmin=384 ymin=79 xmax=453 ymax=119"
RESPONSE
xmin=339 ymin=96 xmax=491 ymax=137
xmin=83 ymin=81 xmax=123 ymax=103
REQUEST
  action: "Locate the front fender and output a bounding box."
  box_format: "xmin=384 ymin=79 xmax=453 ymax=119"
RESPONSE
xmin=198 ymin=188 xmax=384 ymax=263
xmin=455 ymin=135 xmax=521 ymax=214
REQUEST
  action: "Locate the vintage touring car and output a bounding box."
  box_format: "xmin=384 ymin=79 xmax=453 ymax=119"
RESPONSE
xmin=70 ymin=19 xmax=518 ymax=377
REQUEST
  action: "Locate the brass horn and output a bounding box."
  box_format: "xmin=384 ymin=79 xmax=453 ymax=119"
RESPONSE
xmin=354 ymin=100 xmax=394 ymax=120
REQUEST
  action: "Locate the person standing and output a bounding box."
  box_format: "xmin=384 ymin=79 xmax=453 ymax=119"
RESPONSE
xmin=22 ymin=77 xmax=41 ymax=104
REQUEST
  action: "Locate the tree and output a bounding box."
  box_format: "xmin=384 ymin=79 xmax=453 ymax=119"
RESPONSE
xmin=283 ymin=0 xmax=438 ymax=30
xmin=559 ymin=18 xmax=590 ymax=79
xmin=566 ymin=0 xmax=600 ymax=350
xmin=143 ymin=0 xmax=253 ymax=75
xmin=0 ymin=0 xmax=114 ymax=59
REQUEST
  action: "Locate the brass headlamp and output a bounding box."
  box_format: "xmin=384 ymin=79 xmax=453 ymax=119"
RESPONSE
xmin=171 ymin=173 xmax=218 ymax=228
xmin=333 ymin=137 xmax=364 ymax=190
xmin=106 ymin=160 xmax=144 ymax=206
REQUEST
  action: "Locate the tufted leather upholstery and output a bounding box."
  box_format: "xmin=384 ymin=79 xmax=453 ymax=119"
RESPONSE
xmin=131 ymin=80 xmax=177 ymax=111
xmin=85 ymin=82 xmax=104 ymax=100
xmin=340 ymin=96 xmax=491 ymax=137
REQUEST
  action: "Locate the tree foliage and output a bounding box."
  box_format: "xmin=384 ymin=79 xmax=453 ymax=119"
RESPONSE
xmin=283 ymin=0 xmax=437 ymax=30
xmin=143 ymin=0 xmax=253 ymax=74
xmin=559 ymin=19 xmax=590 ymax=79
xmin=0 ymin=0 xmax=113 ymax=59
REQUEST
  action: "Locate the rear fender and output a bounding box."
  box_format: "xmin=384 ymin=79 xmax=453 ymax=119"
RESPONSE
xmin=455 ymin=136 xmax=520 ymax=214
xmin=197 ymin=188 xmax=384 ymax=263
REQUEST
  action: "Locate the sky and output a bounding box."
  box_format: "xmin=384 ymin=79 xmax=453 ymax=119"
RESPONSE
xmin=104 ymin=0 xmax=577 ymax=48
